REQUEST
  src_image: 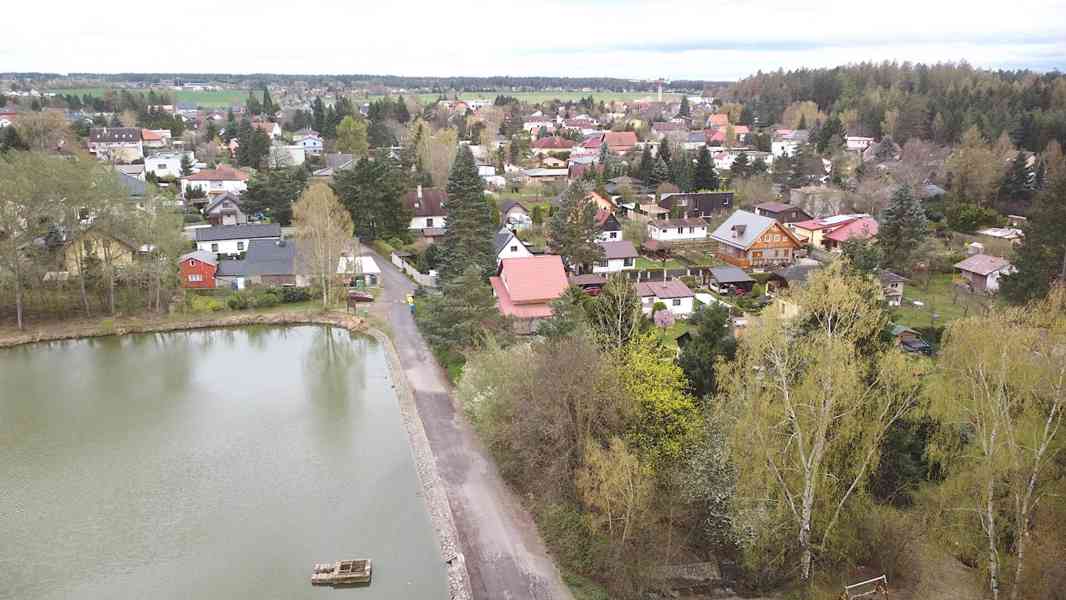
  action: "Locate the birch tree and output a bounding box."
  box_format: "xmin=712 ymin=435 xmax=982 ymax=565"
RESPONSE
xmin=929 ymin=288 xmax=1066 ymax=600
xmin=293 ymin=182 xmax=353 ymax=307
xmin=722 ymin=262 xmax=925 ymax=582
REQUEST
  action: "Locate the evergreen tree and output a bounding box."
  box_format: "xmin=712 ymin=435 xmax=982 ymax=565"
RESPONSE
xmin=670 ymin=147 xmax=693 ymax=192
xmin=547 ymin=183 xmax=603 ymax=270
xmin=638 ymin=144 xmax=654 ymax=182
xmin=730 ymin=152 xmax=750 ymax=180
xmin=261 ymin=86 xmax=275 ymax=115
xmin=437 ymin=146 xmax=496 ymax=282
xmin=395 ymin=96 xmax=411 ymax=123
xmin=658 ymin=140 xmax=672 ymax=170
xmin=246 ymin=90 xmax=262 ymax=115
xmin=598 ymin=141 xmax=609 ymax=166
xmin=332 ymin=157 xmax=411 ymax=241
xmin=739 ymin=104 xmax=754 ymax=126
xmin=877 ymin=185 xmax=928 ymax=270
xmin=998 ymin=151 xmax=1035 ymax=209
xmin=999 ymin=177 xmax=1066 ymax=304
xmin=648 ymin=156 xmax=670 ymax=187
xmin=367 ymin=119 xmax=395 ymax=148
xmin=693 ymin=145 xmax=719 ymax=191
xmin=180 ymin=154 xmax=194 ymax=177
xmin=311 ymin=97 xmax=326 ymax=134
xmin=240 ymin=167 xmax=309 ymax=225
xmin=677 ymin=95 xmax=690 ymax=118
xmin=816 ymin=114 xmax=844 ymax=154
xmin=678 ymin=304 xmax=736 ymax=398
xmin=0 ymin=126 xmax=29 ymax=153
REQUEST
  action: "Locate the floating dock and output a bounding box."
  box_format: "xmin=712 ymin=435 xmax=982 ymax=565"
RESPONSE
xmin=311 ymin=559 xmax=373 ymax=586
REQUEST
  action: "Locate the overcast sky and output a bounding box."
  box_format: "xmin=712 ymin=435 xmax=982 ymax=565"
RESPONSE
xmin=3 ymin=0 xmax=1064 ymax=80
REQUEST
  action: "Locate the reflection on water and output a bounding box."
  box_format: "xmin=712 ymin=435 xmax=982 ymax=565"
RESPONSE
xmin=0 ymin=326 xmax=447 ymax=600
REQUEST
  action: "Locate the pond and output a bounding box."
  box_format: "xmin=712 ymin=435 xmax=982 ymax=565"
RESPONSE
xmin=0 ymin=326 xmax=449 ymax=600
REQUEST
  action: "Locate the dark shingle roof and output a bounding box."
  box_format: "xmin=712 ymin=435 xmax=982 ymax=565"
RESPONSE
xmin=709 ymin=266 xmax=754 ymax=285
xmin=195 ymin=223 xmax=281 ymax=242
xmin=217 ymin=239 xmax=296 ymax=277
xmin=90 ymin=127 xmax=142 ymax=143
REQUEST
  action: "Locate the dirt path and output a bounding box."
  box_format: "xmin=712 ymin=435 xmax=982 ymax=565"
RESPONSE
xmin=368 ymin=251 xmax=574 ymax=600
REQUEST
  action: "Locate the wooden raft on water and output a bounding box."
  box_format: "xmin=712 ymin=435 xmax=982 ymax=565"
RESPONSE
xmin=311 ymin=559 xmax=373 ymax=586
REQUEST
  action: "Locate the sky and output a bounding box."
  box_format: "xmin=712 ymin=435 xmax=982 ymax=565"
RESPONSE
xmin=3 ymin=0 xmax=1065 ymax=81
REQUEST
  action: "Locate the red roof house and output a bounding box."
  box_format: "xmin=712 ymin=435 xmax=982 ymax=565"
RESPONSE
xmin=179 ymin=250 xmax=218 ymax=289
xmin=604 ymin=131 xmax=638 ymax=154
xmin=532 ymin=136 xmax=577 ymax=152
xmin=489 ymin=256 xmax=569 ymax=326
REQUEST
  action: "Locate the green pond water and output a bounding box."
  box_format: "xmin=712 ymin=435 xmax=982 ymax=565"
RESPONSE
xmin=0 ymin=326 xmax=448 ymax=599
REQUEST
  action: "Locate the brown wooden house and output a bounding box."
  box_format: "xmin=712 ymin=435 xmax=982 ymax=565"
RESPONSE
xmin=710 ymin=210 xmax=803 ymax=268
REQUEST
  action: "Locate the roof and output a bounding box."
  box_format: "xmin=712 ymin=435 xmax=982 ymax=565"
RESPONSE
xmin=878 ymin=270 xmax=907 ymax=285
xmin=337 ymin=255 xmax=380 ymax=275
xmin=792 ymin=213 xmax=870 ymax=232
xmin=204 ymin=192 xmax=242 ymax=214
xmin=404 ymin=188 xmax=448 ymax=217
xmin=493 ymin=228 xmax=527 ymax=255
xmin=217 ymin=239 xmax=296 ymax=277
xmin=710 ymin=210 xmax=777 ymax=250
xmin=635 ymin=279 xmax=694 ymax=299
xmin=496 ymin=255 xmax=569 ymax=305
xmin=141 ymin=129 xmax=164 ymax=141
xmin=117 ymin=171 xmax=146 ymax=198
xmin=500 ymin=200 xmax=528 ymax=215
xmin=707 ymin=114 xmax=729 ymax=127
xmin=523 ymin=168 xmax=569 ymax=177
xmin=184 ymin=165 xmax=250 ymax=182
xmin=709 ymin=266 xmax=754 ymax=285
xmin=89 ymin=127 xmax=141 ymax=143
xmin=180 ymin=250 xmax=218 ymax=267
xmin=824 ymin=216 xmax=879 ymax=242
xmin=594 ymin=209 xmax=622 ymax=230
xmin=755 ymin=201 xmax=795 ymax=213
xmin=772 ymin=262 xmax=822 ymax=284
xmin=532 ymin=136 xmax=576 ymax=150
xmin=648 ymin=218 xmax=707 ymax=230
xmin=597 ymin=240 xmax=638 ymax=259
xmin=195 ymin=223 xmax=282 ymax=242
xmin=569 ymin=274 xmax=607 ymax=286
xmin=954 ymin=253 xmax=1012 ymax=276
xmin=604 ymin=131 xmax=638 ymax=148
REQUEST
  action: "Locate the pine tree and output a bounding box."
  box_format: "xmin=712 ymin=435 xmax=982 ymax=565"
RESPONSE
xmin=693 ymin=145 xmax=719 ymax=191
xmin=731 ymin=152 xmax=750 ymax=180
xmin=261 ymin=86 xmax=275 ymax=115
xmin=678 ymin=96 xmax=690 ymax=118
xmin=638 ymin=145 xmax=654 ymax=182
xmin=670 ymin=147 xmax=693 ymax=192
xmin=180 ymin=154 xmax=194 ymax=177
xmin=816 ymin=115 xmax=844 ymax=154
xmin=437 ymin=146 xmax=496 ymax=282
xmin=877 ymin=185 xmax=928 ymax=270
xmin=648 ymin=156 xmax=670 ymax=187
xmin=999 ymin=177 xmax=1066 ymax=304
xmin=658 ymin=140 xmax=672 ymax=169
xmin=246 ymin=90 xmax=262 ymax=115
xmin=797 ymin=114 xmax=808 ymax=130
xmin=395 ymin=96 xmax=410 ymax=123
xmin=548 ymin=183 xmax=603 ymax=270
xmin=998 ymin=151 xmax=1034 ymax=209
xmin=312 ymin=97 xmax=326 ymax=134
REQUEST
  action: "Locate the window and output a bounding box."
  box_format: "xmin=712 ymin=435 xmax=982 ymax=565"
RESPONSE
xmin=609 ymin=231 xmax=618 ymax=239
xmin=426 ymin=218 xmax=434 ymax=228
xmin=672 ymin=298 xmax=681 ymax=306
xmin=677 ymin=227 xmax=683 ymax=234
xmin=688 ymin=227 xmax=694 ymax=234
xmin=510 ymin=245 xmax=517 ymax=253
xmin=211 ymin=243 xmax=218 ymax=252
xmin=237 ymin=241 xmax=245 ymax=251
xmin=188 ymin=274 xmax=203 ymax=282
xmin=623 ymin=257 xmax=634 ymax=267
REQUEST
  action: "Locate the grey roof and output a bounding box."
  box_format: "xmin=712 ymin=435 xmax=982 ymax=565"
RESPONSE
xmin=635 ymin=279 xmax=694 ymax=299
xmin=204 ymin=192 xmax=241 ymax=214
xmin=195 ymin=223 xmax=281 ymax=242
xmin=180 ymin=250 xmax=217 ymax=267
xmin=710 ymin=210 xmax=776 ymax=249
xmin=494 ymin=228 xmax=527 ymax=254
xmin=709 ymin=266 xmax=754 ymax=285
xmin=772 ymin=263 xmax=822 ymax=284
xmin=597 ymin=240 xmax=638 ymax=260
xmin=955 ymin=253 xmax=1012 ymax=276
xmin=500 ymin=200 xmax=528 ymax=215
xmin=117 ymin=171 xmax=146 ymax=197
xmin=90 ymin=127 xmax=142 ymax=142
xmin=878 ymin=270 xmax=907 ymax=285
xmin=217 ymin=239 xmax=297 ymax=277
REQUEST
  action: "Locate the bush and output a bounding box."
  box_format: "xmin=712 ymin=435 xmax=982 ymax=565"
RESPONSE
xmin=679 ymin=275 xmax=699 ymax=289
xmin=185 ymin=294 xmax=225 ymax=313
xmin=370 ymin=239 xmax=395 ymax=256
xmin=652 ymin=301 xmax=668 ymax=314
xmin=226 ymin=291 xmax=252 ymax=310
xmin=279 ymin=286 xmax=310 ymax=303
xmin=251 ymin=289 xmax=280 ymax=308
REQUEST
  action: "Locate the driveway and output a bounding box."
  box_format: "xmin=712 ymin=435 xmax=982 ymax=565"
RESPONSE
xmin=367 ymin=251 xmax=573 ymax=600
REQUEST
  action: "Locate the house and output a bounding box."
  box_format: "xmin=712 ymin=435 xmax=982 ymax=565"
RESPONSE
xmin=771 ymin=129 xmax=810 ymax=158
xmin=145 ymin=152 xmax=192 ymax=179
xmin=603 ymin=131 xmax=638 ymax=154
xmin=294 ymin=132 xmax=324 ymax=155
xmin=767 ymin=261 xmax=823 ymax=318
xmin=194 ymin=223 xmax=282 ymax=256
xmin=523 ymin=117 xmax=556 ymax=135
xmin=635 ymin=279 xmax=696 ymax=318
xmin=494 ymin=227 xmax=533 ymax=264
xmin=531 ymin=136 xmax=576 ymax=154
xmin=404 ymin=186 xmax=448 ymax=236
xmin=846 ymin=136 xmax=875 ymax=152
xmin=585 ymin=191 xmax=617 ymax=213
xmin=203 ymin=192 xmax=248 ymax=225
xmin=753 ymin=201 xmax=812 ymax=224
xmin=595 ymin=209 xmax=623 ymax=242
xmin=116 ymin=164 xmax=146 ymax=180
xmin=707 ymin=114 xmax=729 ymax=128
xmin=790 ymin=214 xmax=877 ymax=251
xmin=88 ymin=127 xmax=144 ymax=162
xmin=878 ymin=270 xmax=906 ymax=306
xmin=216 ymin=238 xmax=307 ymax=289
xmin=540 ymin=156 xmax=567 ymax=169
xmin=181 ymin=165 xmax=250 ymax=198
xmin=253 ymin=120 xmax=282 ymax=139
xmin=313 ymin=153 xmax=355 ymax=177
xmin=337 ymin=254 xmax=382 ymax=287
xmin=710 ymin=210 xmax=803 ymax=268
xmin=61 ymin=228 xmax=141 ymax=274
xmin=179 ymin=250 xmax=218 ymax=289
xmin=593 ymin=240 xmax=638 ymax=274
xmin=522 ymin=168 xmax=569 ymax=183
xmin=708 ymin=265 xmax=755 ymax=295
xmin=658 ymin=192 xmax=734 ymax=218
xmin=954 ymin=254 xmax=1015 ymax=294
xmin=889 ymin=324 xmax=933 ymax=355
xmin=489 ymin=255 xmax=570 ymax=331
xmin=647 ymin=218 xmax=708 ymax=242
xmin=141 ymin=128 xmax=170 ymax=149
xmin=500 ymin=200 xmax=532 ymax=230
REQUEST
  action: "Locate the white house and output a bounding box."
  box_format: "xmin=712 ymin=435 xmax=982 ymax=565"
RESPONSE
xmin=494 ymin=228 xmax=533 ymax=264
xmin=294 ymin=133 xmax=324 ymax=156
xmin=845 ymin=136 xmax=874 ymax=152
xmin=145 ymin=151 xmax=194 ymax=179
xmin=772 ymin=129 xmax=810 ymax=158
xmin=194 ymin=223 xmax=282 ymax=256
xmin=954 ymin=254 xmax=1015 ymax=294
xmin=404 ymin=186 xmax=448 ymax=235
xmin=88 ymin=127 xmax=144 ymax=162
xmin=592 ymin=240 xmax=638 ymax=274
xmin=647 ymin=218 xmax=708 ymax=242
xmin=635 ymin=279 xmax=696 ymax=318
xmin=181 ymin=166 xmax=251 ymax=198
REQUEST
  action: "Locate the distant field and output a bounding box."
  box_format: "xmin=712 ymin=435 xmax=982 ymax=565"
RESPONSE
xmin=47 ymin=87 xmax=248 ymax=108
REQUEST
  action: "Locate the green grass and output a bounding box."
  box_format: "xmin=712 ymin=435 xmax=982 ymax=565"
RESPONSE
xmin=891 ymin=272 xmax=994 ymax=329
xmin=636 ymin=257 xmax=684 ymax=270
xmin=47 ymin=87 xmax=248 ymax=108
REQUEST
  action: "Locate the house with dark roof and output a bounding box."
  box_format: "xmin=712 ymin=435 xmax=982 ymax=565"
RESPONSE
xmin=313 ymin=153 xmax=354 ymax=177
xmin=878 ymin=270 xmax=906 ymax=306
xmin=494 ymin=227 xmax=533 ymax=264
xmin=203 ymin=192 xmax=247 ymax=226
xmin=194 ymin=223 xmax=282 ymax=256
xmin=595 ymin=209 xmax=623 ymax=242
xmin=500 ymin=200 xmax=532 ymax=230
xmin=489 ymin=255 xmax=569 ymax=332
xmin=708 ymin=265 xmax=755 ymax=295
xmin=710 ymin=210 xmax=803 ymax=268
xmin=593 ymin=240 xmax=638 ymax=274
xmin=767 ymin=260 xmax=824 ymax=319
xmin=954 ymin=254 xmax=1015 ymax=294
xmin=216 ymin=239 xmax=306 ymax=289
xmin=753 ymin=201 xmax=812 ymax=224
xmin=635 ymin=279 xmax=696 ymax=318
xmin=88 ymin=127 xmax=143 ymax=162
xmin=404 ymin=185 xmax=448 ymax=236
xmin=658 ymin=192 xmax=734 ymax=218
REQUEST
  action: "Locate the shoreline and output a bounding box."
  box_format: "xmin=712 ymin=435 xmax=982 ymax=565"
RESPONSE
xmin=0 ymin=311 xmax=472 ymax=599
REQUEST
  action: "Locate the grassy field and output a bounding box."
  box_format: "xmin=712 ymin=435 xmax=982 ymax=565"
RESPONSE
xmin=891 ymin=272 xmax=995 ymax=329
xmin=47 ymin=87 xmax=248 ymax=108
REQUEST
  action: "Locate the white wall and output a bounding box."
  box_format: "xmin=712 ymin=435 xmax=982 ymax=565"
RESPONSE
xmin=146 ymin=155 xmax=183 ymax=178
xmin=496 ymin=237 xmax=533 ymax=263
xmin=596 ymin=229 xmax=622 ymax=242
xmin=648 ymin=224 xmax=707 ymax=242
xmin=592 ymin=257 xmax=634 ymax=274
xmin=195 ymin=235 xmax=278 ymax=255
xmin=182 ymin=178 xmax=248 ymax=196
xmin=641 ymin=295 xmax=695 ymax=318
xmin=772 ymin=140 xmax=799 ymax=158
xmin=409 ymin=216 xmax=446 ymax=230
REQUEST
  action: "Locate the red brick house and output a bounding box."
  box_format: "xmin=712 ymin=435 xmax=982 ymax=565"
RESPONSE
xmin=179 ymin=250 xmax=218 ymax=289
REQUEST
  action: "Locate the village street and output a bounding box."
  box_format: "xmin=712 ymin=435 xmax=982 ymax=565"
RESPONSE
xmin=367 ymin=250 xmax=573 ymax=600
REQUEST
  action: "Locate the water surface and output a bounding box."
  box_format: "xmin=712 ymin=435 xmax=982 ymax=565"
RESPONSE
xmin=1 ymin=326 xmax=448 ymax=599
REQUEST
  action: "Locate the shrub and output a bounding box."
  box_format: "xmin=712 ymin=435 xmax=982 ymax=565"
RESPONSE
xmin=279 ymin=286 xmax=310 ymax=303
xmin=679 ymin=275 xmax=699 ymax=289
xmin=370 ymin=239 xmax=395 ymax=256
xmin=186 ymin=294 xmax=225 ymax=313
xmin=251 ymin=289 xmax=280 ymax=308
xmin=652 ymin=301 xmax=668 ymax=314
xmin=226 ymin=291 xmax=252 ymax=310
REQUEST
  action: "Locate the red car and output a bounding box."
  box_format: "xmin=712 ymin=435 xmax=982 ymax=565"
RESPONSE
xmin=347 ymin=290 xmax=374 ymax=303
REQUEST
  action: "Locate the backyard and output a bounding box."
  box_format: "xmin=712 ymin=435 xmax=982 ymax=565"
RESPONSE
xmin=891 ymin=272 xmax=995 ymax=329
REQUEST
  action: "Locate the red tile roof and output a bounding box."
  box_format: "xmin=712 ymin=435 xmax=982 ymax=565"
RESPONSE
xmin=491 ymin=255 xmax=568 ymax=318
xmin=141 ymin=129 xmax=164 ymax=141
xmin=708 ymin=114 xmax=729 ymax=127
xmin=184 ymin=166 xmax=250 ymax=182
xmin=532 ymin=136 xmax=576 ymax=150
xmin=604 ymin=131 xmax=638 ymax=149
xmin=824 ymin=217 xmax=879 ymax=242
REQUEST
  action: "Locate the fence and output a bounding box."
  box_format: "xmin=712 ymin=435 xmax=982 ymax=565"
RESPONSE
xmin=390 ymin=253 xmax=438 ymax=287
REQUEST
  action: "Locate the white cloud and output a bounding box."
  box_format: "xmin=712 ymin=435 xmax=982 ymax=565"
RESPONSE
xmin=2 ymin=0 xmax=1064 ymax=79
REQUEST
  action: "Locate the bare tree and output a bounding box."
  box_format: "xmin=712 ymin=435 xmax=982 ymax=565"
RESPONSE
xmin=293 ymin=182 xmax=353 ymax=307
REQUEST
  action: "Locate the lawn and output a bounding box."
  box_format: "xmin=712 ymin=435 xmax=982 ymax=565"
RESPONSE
xmin=47 ymin=87 xmax=248 ymax=108
xmin=636 ymin=257 xmax=685 ymax=270
xmin=891 ymin=272 xmax=995 ymax=329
